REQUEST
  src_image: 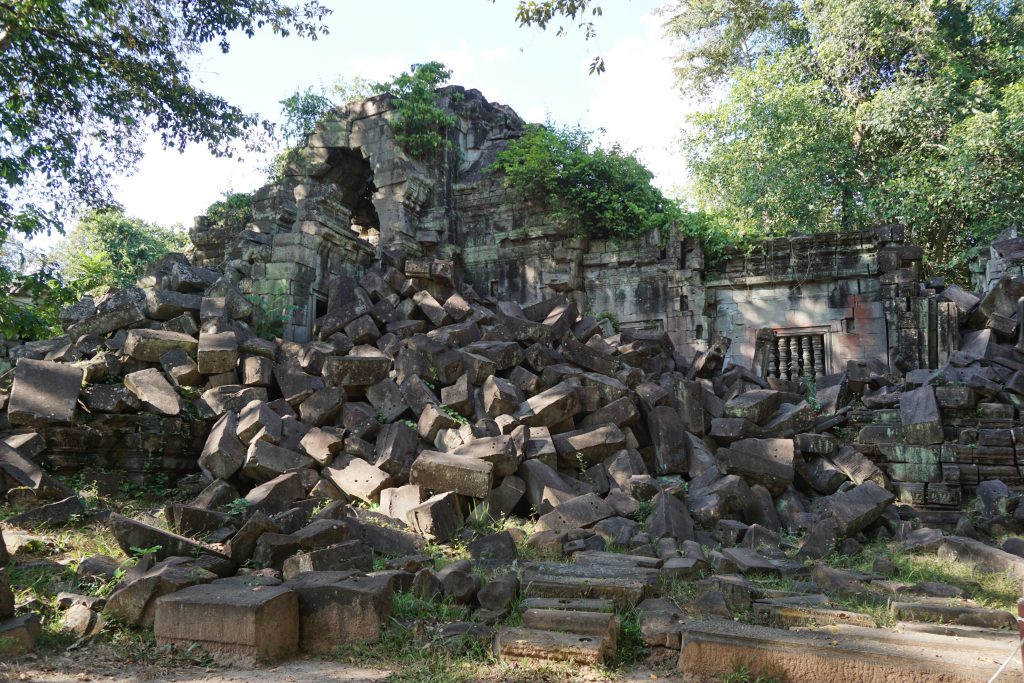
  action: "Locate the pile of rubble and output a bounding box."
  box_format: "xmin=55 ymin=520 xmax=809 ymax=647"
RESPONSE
xmin=1 ymin=253 xmax=1023 ymax=676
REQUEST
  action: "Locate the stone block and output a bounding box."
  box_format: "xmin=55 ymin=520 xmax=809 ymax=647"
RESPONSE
xmin=8 ymin=359 xmax=84 ymax=424
xmin=124 ymin=329 xmax=198 ymax=362
xmin=105 ymin=558 xmax=217 ymax=628
xmin=536 ymin=493 xmax=613 ymax=532
xmin=282 ymin=541 xmax=372 ymax=579
xmin=407 ymin=491 xmax=464 ymax=542
xmin=154 ymin=581 xmax=299 ymax=664
xmin=325 ymin=457 xmax=393 ymax=503
xmin=284 ymin=572 xmax=393 ymax=653
xmin=817 ymin=481 xmax=895 ymax=537
xmin=715 ymin=438 xmax=794 ymax=495
xmin=245 ymin=472 xmax=306 ymax=515
xmin=123 ymin=368 xmax=183 ymax=416
xmin=374 ymin=421 xmax=419 ymax=481
xmin=514 ymin=381 xmax=582 ymax=427
xmin=410 ymin=450 xmax=494 ymax=498
xmin=322 ymin=354 xmax=392 ymax=387
xmin=724 ymin=389 xmax=780 ymax=424
xmin=197 ymin=331 xmax=239 ymax=375
xmin=298 ymin=386 xmax=346 ymax=426
xmin=553 ymin=424 xmax=626 ymax=469
xmin=647 ymin=406 xmax=689 ymax=475
xmin=199 ymin=411 xmax=246 ymax=480
xmin=483 ymin=375 xmax=524 ymax=418
xmin=243 ymin=440 xmax=314 ymax=482
xmin=900 ymin=386 xmax=944 ymax=446
xmin=367 ymin=378 xmax=409 ymax=422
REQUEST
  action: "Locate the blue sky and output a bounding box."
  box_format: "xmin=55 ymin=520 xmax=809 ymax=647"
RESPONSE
xmin=112 ymin=0 xmax=704 ymax=228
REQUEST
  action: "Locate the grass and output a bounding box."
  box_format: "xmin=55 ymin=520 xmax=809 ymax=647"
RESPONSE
xmin=1 ymin=483 xmax=215 ymax=668
xmin=823 ymin=539 xmax=1018 ymax=613
xmin=333 ymin=588 xmax=613 ymax=683
xmin=720 ymin=657 xmax=785 ymax=683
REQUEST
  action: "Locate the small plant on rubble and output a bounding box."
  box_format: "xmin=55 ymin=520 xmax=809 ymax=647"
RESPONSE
xmin=440 ymin=403 xmax=469 ymax=426
xmin=721 ymin=658 xmax=784 ymax=683
xmin=225 ymin=498 xmax=250 ymax=518
xmin=247 ymin=282 xmax=298 ymax=339
xmin=798 ymin=373 xmax=821 ymax=413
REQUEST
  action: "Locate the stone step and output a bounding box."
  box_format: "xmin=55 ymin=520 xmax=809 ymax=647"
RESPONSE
xmin=765 ymin=604 xmax=876 ymax=629
xmin=798 ymin=622 xmax=1016 ymax=657
xmin=520 ymin=562 xmax=659 ymax=609
xmin=891 ymin=601 xmax=1016 ymax=629
xmin=521 ymin=608 xmax=618 ymax=656
xmin=678 ymin=619 xmax=1015 ymax=682
xmin=572 ymin=551 xmax=663 ymax=569
xmin=494 ymin=627 xmax=608 ymax=665
xmin=519 ymin=597 xmax=616 ymax=613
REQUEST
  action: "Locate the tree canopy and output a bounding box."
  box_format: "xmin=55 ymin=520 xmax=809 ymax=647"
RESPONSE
xmin=0 ymin=0 xmax=331 ymax=246
xmin=506 ymin=0 xmax=1024 ymax=281
xmin=673 ymin=0 xmax=1024 ymax=280
xmin=50 ymin=207 xmax=188 ymax=296
xmin=493 ymin=122 xmax=689 ymax=242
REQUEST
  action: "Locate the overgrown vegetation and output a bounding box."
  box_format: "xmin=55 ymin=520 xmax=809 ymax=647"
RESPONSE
xmin=1 ymin=206 xmax=187 ymax=339
xmin=204 ymin=191 xmax=254 ymax=226
xmin=0 ymin=0 xmax=331 ymax=337
xmin=493 ymin=122 xmax=702 ymax=243
xmin=266 ymin=77 xmax=374 ymax=179
xmin=505 ymin=1 xmax=1024 ymax=283
xmin=52 ymin=208 xmax=189 ymax=295
xmin=372 ymin=61 xmax=458 ymax=159
xmin=721 ymin=659 xmax=784 ymax=683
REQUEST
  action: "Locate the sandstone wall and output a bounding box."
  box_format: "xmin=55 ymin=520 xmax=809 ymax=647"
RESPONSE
xmin=31 ymin=414 xmax=209 ymax=492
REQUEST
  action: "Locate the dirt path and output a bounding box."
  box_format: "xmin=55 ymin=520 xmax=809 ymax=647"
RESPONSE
xmin=2 ymin=654 xmax=684 ymax=683
xmin=2 ymin=656 xmax=390 ymax=683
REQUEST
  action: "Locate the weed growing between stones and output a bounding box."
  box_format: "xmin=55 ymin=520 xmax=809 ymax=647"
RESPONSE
xmin=721 ymin=658 xmax=784 ymax=683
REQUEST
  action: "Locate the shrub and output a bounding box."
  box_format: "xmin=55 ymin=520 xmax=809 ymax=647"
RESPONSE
xmin=493 ymin=122 xmax=685 ymax=242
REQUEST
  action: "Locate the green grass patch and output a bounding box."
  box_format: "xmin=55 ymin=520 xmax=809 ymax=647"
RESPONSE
xmin=824 ymin=539 xmax=1018 ymax=612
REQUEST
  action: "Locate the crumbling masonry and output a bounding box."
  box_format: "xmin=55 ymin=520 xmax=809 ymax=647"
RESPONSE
xmin=2 ymin=87 xmax=1024 ymax=679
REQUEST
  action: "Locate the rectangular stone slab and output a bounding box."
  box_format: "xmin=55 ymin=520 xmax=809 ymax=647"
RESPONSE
xmin=154 ymin=582 xmax=298 ymax=665
xmin=409 ymin=450 xmax=494 ymax=498
xmin=677 ymin=617 xmax=1005 ymax=682
xmin=8 ymin=359 xmax=84 ymax=424
xmin=495 ymin=627 xmax=607 ymax=665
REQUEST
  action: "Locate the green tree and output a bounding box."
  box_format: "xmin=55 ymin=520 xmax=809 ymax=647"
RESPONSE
xmin=510 ymin=0 xmax=1024 ymax=281
xmin=266 ymin=77 xmax=373 ymax=179
xmin=667 ymin=0 xmax=1024 ymax=280
xmin=0 ymin=238 xmax=73 ymax=340
xmin=493 ymin=122 xmax=690 ymax=242
xmin=50 ymin=208 xmax=189 ymax=296
xmin=0 ymin=0 xmax=330 ymax=245
xmin=372 ymin=62 xmax=458 ymax=159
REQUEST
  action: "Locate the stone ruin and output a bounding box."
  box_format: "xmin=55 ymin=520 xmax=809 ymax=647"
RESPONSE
xmin=2 ymin=86 xmax=1024 ymax=680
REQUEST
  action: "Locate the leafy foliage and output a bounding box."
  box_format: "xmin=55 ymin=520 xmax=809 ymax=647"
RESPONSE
xmin=266 ymin=76 xmax=373 ymax=179
xmin=372 ymin=62 xmax=458 ymax=159
xmin=493 ymin=123 xmax=686 ymax=242
xmin=278 ymin=87 xmax=336 ymax=147
xmin=495 ymin=0 xmax=607 ymax=74
xmin=0 ymin=0 xmax=330 ymax=244
xmin=247 ymin=281 xmax=298 ymax=339
xmin=204 ymin=191 xmax=254 ymax=226
xmin=0 ymin=0 xmax=329 ymax=337
xmin=0 ymin=241 xmax=75 ymax=340
xmin=667 ymin=0 xmax=1024 ymax=281
xmin=50 ymin=207 xmax=188 ymax=296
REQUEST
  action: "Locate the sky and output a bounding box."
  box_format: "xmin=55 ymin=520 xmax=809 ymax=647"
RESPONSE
xmin=109 ymin=0 xmax=706 ymax=230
